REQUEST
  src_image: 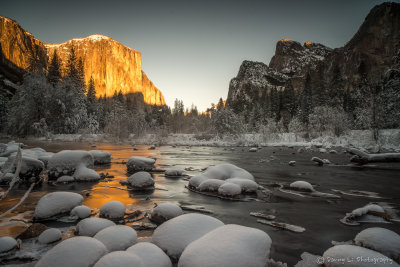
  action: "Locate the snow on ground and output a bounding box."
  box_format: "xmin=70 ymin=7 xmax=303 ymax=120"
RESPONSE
xmin=47 ymin=150 xmax=94 ymax=178
xmin=0 ymin=236 xmax=17 ymax=253
xmin=126 ymin=156 xmax=156 ymax=173
xmin=34 ymin=192 xmax=83 ymax=220
xmin=70 ymin=205 xmax=91 ymax=219
xmin=178 ymin=224 xmax=272 ymax=267
xmin=99 ymin=200 xmax=126 ymax=219
xmin=128 ymin=171 xmax=155 ymax=189
xmin=89 ymin=150 xmax=111 ymax=165
xmin=152 ymin=213 xmax=224 ymax=261
xmin=150 ymin=203 xmax=183 ymax=223
xmin=94 ymin=225 xmax=137 ymax=252
xmin=354 ymin=227 xmax=400 ymax=262
xmin=322 ymin=244 xmax=396 ymax=267
xmin=38 ymin=228 xmax=62 ymax=244
xmin=73 ymin=163 xmax=100 ymax=181
xmin=35 ymin=236 xmax=107 ymax=267
xmin=94 ymin=251 xmax=144 ymax=267
xmin=127 ymin=242 xmax=172 ymax=267
xmin=76 ymin=218 xmax=116 ymax=237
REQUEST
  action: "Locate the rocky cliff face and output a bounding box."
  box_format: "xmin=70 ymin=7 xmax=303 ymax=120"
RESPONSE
xmin=227 ymin=2 xmax=400 ymax=111
xmin=0 ymin=17 xmax=165 ymax=106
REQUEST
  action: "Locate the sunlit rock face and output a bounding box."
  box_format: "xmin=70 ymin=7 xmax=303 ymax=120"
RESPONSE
xmin=0 ymin=17 xmax=165 ymax=106
xmin=0 ymin=16 xmax=46 ymax=70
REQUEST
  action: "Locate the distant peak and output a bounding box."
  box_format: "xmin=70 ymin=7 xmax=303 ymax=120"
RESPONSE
xmin=304 ymin=41 xmax=313 ymax=46
xmin=279 ymin=38 xmax=292 ymax=42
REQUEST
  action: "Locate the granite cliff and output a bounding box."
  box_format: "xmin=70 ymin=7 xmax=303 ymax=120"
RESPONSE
xmin=0 ymin=16 xmax=165 ymax=106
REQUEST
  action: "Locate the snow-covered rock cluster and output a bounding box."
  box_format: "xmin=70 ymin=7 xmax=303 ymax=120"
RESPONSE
xmin=188 ymin=164 xmax=259 ymax=198
xmin=0 ymin=142 xmax=110 ymax=183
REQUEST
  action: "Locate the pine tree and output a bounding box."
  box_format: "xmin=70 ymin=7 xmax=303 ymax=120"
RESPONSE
xmin=77 ymin=58 xmax=86 ymax=94
xmin=87 ymin=76 xmax=97 ymax=103
xmin=66 ymin=46 xmax=78 ymax=80
xmin=47 ymin=51 xmax=62 ymax=84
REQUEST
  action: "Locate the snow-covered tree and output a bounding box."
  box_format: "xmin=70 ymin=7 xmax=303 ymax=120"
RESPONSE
xmin=308 ymin=105 xmax=349 ymax=136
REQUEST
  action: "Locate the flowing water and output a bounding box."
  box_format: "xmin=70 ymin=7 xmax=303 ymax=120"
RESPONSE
xmin=1 ymin=140 xmax=399 ymax=265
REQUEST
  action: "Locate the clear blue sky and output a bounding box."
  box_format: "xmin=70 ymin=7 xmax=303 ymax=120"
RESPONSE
xmin=1 ymin=0 xmax=395 ymax=111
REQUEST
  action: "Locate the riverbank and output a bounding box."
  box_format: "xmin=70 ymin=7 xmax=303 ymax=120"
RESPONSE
xmin=3 ymin=129 xmax=399 ymax=151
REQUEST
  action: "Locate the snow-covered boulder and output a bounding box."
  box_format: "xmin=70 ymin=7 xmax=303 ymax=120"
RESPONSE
xmin=165 ymin=169 xmax=183 ymax=177
xmin=70 ymin=205 xmax=91 ymax=219
xmin=89 ymin=150 xmax=111 ymax=165
xmin=36 ymin=236 xmax=107 ymax=267
xmin=94 ymin=251 xmax=144 ymax=267
xmin=354 ymin=227 xmax=400 ymax=262
xmin=351 ymin=204 xmax=384 ymax=217
xmin=34 ymin=192 xmax=83 ymax=220
xmin=73 ymin=164 xmax=100 ymax=182
xmin=188 ymin=174 xmax=208 ymax=189
xmin=47 ymin=150 xmax=94 ymax=178
xmin=218 ymin=182 xmax=241 ymax=198
xmin=225 ymin=178 xmax=259 ymax=193
xmin=76 ymin=218 xmax=116 ymax=237
xmin=94 ymin=225 xmax=137 ymax=252
xmin=0 ymin=236 xmax=17 ymax=253
xmin=152 ymin=213 xmax=224 ymax=260
xmin=0 ymin=141 xmax=21 ymax=157
xmin=127 ymin=242 xmax=172 ymax=267
xmin=197 ymin=179 xmax=225 ymax=192
xmin=56 ymin=175 xmax=75 ymax=183
xmin=289 ymin=181 xmax=314 ymax=192
xmin=249 ymin=147 xmax=258 ymax=152
xmin=2 ymin=155 xmax=44 ymax=179
xmin=99 ymin=201 xmax=126 ymax=220
xmin=38 ymin=228 xmax=62 ymax=244
xmin=179 ymin=224 xmax=272 ymax=267
xmin=128 ymin=171 xmax=155 ymax=189
xmin=150 ymin=203 xmax=183 ymax=223
xmin=0 ymin=172 xmax=14 ymax=184
xmin=204 ymin=164 xmax=254 ymax=181
xmin=322 ymin=245 xmax=396 ymax=267
xmin=127 ymin=156 xmax=156 ymax=173
xmin=288 ymin=161 xmax=296 ymax=166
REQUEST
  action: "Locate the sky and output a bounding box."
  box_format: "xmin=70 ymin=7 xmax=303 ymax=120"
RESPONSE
xmin=0 ymin=0 xmax=396 ymax=111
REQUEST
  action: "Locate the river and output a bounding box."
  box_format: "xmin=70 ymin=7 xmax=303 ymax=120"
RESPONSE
xmin=0 ymin=140 xmax=399 ymax=266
